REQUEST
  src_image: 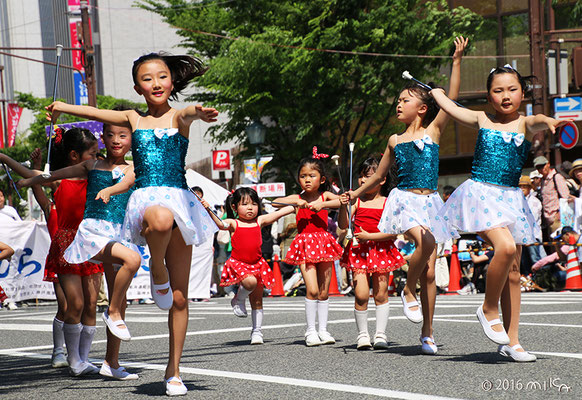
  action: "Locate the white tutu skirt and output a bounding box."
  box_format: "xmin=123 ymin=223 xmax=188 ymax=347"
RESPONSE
xmin=64 ymin=218 xmax=138 ymax=264
xmin=122 ymin=186 xmax=217 ymax=247
xmin=439 ymin=179 xmax=537 ymax=245
xmin=378 ymin=188 xmax=459 ymax=243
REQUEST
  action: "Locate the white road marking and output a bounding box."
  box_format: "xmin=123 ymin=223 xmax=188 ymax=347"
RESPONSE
xmin=0 ymin=324 xmax=54 ymax=332
xmin=433 ymin=318 xmax=582 ymax=328
xmin=530 ymin=351 xmax=582 ymax=359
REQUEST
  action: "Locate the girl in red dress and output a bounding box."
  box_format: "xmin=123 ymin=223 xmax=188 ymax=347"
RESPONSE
xmin=274 ymin=147 xmax=344 ymax=347
xmin=202 ymin=187 xmax=295 ymax=344
xmin=339 ymin=157 xmax=405 ymax=350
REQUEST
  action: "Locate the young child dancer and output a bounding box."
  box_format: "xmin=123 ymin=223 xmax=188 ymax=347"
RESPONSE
xmin=45 ymin=52 xmax=218 ymax=395
xmin=274 ymin=147 xmax=344 ymax=346
xmin=430 ymin=65 xmax=567 ymax=362
xmin=201 ymin=187 xmax=295 ymax=344
xmin=348 ymin=37 xmax=467 ymax=355
xmin=19 ymin=118 xmax=141 ymax=379
xmin=339 ymin=157 xmax=405 ymax=349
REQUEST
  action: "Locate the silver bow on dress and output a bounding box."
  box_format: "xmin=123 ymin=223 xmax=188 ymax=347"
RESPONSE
xmin=413 ymin=134 xmax=433 ymax=151
xmin=501 ymin=131 xmax=525 ymax=147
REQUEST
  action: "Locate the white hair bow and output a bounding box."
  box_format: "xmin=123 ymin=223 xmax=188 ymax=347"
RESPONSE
xmin=490 ymin=64 xmax=516 ymax=74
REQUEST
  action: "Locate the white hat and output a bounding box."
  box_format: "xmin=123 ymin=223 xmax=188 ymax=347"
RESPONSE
xmin=529 ymin=170 xmax=543 ymax=179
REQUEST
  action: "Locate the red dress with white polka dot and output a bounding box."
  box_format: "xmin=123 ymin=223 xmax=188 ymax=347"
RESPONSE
xmin=341 ymin=198 xmax=405 ymax=274
xmin=220 ymin=220 xmax=275 ymax=288
xmin=284 ymin=194 xmax=343 ymax=266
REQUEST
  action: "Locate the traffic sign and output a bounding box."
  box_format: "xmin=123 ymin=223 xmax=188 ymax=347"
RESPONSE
xmin=554 ymin=97 xmax=582 ymax=113
xmin=559 ymin=121 xmax=579 ymax=150
xmin=555 ymin=111 xmax=582 ymax=121
xmin=212 ymin=150 xmax=231 ymax=171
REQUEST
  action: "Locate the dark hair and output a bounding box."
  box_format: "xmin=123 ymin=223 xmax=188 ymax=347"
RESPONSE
xmin=102 ymin=104 xmax=139 ymax=132
xmin=486 ymin=66 xmax=535 ymax=98
xmin=51 ymin=127 xmax=98 ymax=170
xmin=190 ymin=186 xmax=204 ymax=197
xmin=358 ymin=157 xmax=390 ymax=196
xmin=401 ymin=82 xmax=440 ymax=127
xmin=132 ymin=52 xmax=208 ymax=101
xmin=225 ymin=187 xmax=262 ymax=219
xmin=443 ymin=185 xmax=456 ymax=197
xmin=296 ymin=156 xmax=331 ymax=192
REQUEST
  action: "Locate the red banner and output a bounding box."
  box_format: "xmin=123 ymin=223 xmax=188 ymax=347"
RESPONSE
xmin=7 ymin=104 xmax=23 ymax=147
xmin=0 ymin=106 xmax=4 ymax=148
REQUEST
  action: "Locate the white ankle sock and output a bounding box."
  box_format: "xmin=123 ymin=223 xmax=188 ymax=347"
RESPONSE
xmin=237 ymin=286 xmax=251 ymax=302
xmin=317 ymin=299 xmax=329 ymax=333
xmin=305 ymin=299 xmax=318 ymax=333
xmin=79 ymin=325 xmax=96 ymax=362
xmin=52 ymin=318 xmax=65 ymax=353
xmin=251 ymin=309 xmax=263 ymax=332
xmin=354 ymin=309 xmax=369 ymax=336
xmin=63 ymin=323 xmax=83 ymax=368
xmin=375 ymin=302 xmax=390 ymax=336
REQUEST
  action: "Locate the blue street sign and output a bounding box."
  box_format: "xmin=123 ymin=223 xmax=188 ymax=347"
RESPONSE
xmin=559 ymin=122 xmax=579 ymax=150
xmin=554 ymin=97 xmax=582 ymax=113
xmin=73 ymin=72 xmax=89 ymax=105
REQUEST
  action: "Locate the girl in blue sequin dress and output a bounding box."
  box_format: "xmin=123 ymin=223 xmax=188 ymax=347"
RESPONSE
xmin=20 ymin=122 xmax=141 ymax=379
xmin=346 ymin=37 xmax=467 ymax=355
xmin=45 ymin=53 xmax=218 ymax=395
xmin=431 ymin=65 xmax=568 ymax=362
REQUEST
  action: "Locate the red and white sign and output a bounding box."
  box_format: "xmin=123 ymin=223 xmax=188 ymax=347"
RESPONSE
xmin=559 ymin=121 xmax=579 ymax=150
xmin=240 ymin=183 xmax=286 ymax=198
xmin=7 ymin=104 xmax=23 ymax=147
xmin=212 ymin=150 xmax=231 ymax=171
xmin=555 ymin=111 xmax=582 ymax=121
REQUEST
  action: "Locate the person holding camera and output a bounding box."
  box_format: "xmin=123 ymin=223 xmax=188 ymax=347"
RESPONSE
xmin=458 ymin=240 xmax=494 ymax=295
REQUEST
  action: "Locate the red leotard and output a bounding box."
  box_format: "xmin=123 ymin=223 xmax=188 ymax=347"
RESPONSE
xmin=44 ymin=179 xmax=103 ymax=281
xmin=284 ymin=194 xmax=343 ymax=266
xmin=220 ymin=221 xmax=274 ymax=288
xmin=341 ymin=198 xmax=405 ymax=274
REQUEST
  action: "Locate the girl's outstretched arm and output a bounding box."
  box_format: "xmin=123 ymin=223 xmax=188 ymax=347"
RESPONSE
xmin=200 ymin=198 xmax=235 ymax=231
xmin=337 ymin=193 xmax=352 ymax=230
xmin=258 ymin=205 xmax=296 ymax=227
xmin=177 ymin=105 xmax=219 ymax=128
xmin=350 ymin=137 xmax=395 ymax=199
xmin=18 ymin=160 xmax=92 ymax=188
xmin=525 ymin=115 xmax=571 ymax=134
xmin=430 ymin=88 xmax=480 ymax=129
xmin=46 ymin=101 xmax=133 ymax=128
xmin=431 ymin=36 xmax=468 ymax=136
xmin=95 ymin=167 xmax=135 ymax=204
xmin=309 ymin=191 xmax=340 ymax=212
xmin=0 ymin=153 xmax=40 ymax=179
xmin=0 ymin=241 xmax=15 ymax=261
xmin=28 ymin=148 xmax=52 ymax=220
xmin=273 ymin=194 xmax=308 ymax=209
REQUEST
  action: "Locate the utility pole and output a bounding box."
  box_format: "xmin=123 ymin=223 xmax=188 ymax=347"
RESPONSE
xmin=80 ymin=0 xmax=97 ymax=107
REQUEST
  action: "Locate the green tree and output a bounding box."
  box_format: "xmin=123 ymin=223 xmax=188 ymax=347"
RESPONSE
xmin=138 ymin=0 xmax=482 ymax=189
xmin=0 ymin=93 xmax=145 ymax=213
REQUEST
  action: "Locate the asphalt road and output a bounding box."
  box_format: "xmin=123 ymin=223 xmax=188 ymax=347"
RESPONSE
xmin=1 ymin=292 xmax=581 ymax=399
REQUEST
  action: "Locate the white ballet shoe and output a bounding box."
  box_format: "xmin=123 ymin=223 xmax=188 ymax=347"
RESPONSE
xmin=102 ymin=310 xmax=131 ymax=341
xmin=400 ymin=290 xmax=422 ymax=323
xmin=100 ymin=362 xmax=139 ymax=380
xmin=420 ymin=336 xmax=438 ymax=355
xmin=165 ymin=376 xmax=187 ymax=396
xmin=476 ymin=305 xmax=509 ymax=345
xmin=318 ymin=330 xmax=336 ymax=345
xmin=51 ymin=349 xmax=68 ymax=368
xmin=373 ymin=333 xmax=389 ymax=350
xmin=230 ymin=296 xmax=247 ymax=317
xmin=305 ymin=331 xmax=322 ymax=347
xmin=69 ymin=361 xmax=98 ymax=377
xmin=250 ymin=330 xmax=264 ymax=345
xmin=356 ymin=333 xmax=372 ymax=350
xmin=150 ymin=265 xmax=173 ymax=310
xmin=498 ymin=344 xmax=537 ymax=362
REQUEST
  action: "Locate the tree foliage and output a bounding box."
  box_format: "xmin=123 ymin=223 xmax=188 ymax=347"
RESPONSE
xmin=138 ymin=0 xmax=483 ymax=189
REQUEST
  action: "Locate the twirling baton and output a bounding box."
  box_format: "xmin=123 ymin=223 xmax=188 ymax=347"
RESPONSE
xmin=346 ymin=143 xmax=357 ymax=245
xmin=331 ymin=155 xmax=345 ymax=193
xmin=43 ymin=44 xmax=64 ymax=178
xmin=402 ymin=71 xmax=465 ymax=108
xmin=2 ymin=163 xmax=28 ymax=207
xmin=189 ymin=187 xmax=229 ymax=228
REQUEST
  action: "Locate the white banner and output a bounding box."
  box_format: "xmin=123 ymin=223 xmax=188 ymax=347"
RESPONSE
xmin=0 ymin=221 xmax=55 ymax=301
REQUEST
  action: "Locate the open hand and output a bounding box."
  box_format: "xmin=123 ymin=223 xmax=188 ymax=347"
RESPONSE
xmin=452 ymin=36 xmax=468 ymax=61
xmin=549 ymin=119 xmax=573 ymax=135
xmin=96 ymin=188 xmax=111 ymax=204
xmin=194 ymin=104 xmax=219 ymax=123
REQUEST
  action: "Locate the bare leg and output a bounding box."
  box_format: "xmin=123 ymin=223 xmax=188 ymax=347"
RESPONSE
xmin=142 ymin=206 xmax=174 ymax=292
xmin=103 ymin=264 xmax=123 ymax=369
xmin=500 ymin=245 xmax=524 ymax=349
xmin=372 ymin=272 xmax=389 ymax=306
xmin=478 ymin=227 xmax=516 ymax=333
xmin=240 ymin=275 xmax=258 ymax=293
xmin=164 ymin=229 xmax=192 ymax=382
xmin=419 ymin=249 xmax=437 ymax=339
xmin=54 ymin=281 xmax=67 ymax=321
xmin=80 ymin=272 xmax=101 ymax=326
xmin=300 ymin=264 xmax=320 ymax=300
xmin=353 ymin=272 xmax=370 ymax=311
xmin=249 ymin=283 xmax=264 ymax=311
xmin=403 ymin=226 xmax=436 ymax=311
xmin=59 ymin=274 xmax=85 ymax=324
xmin=316 ymin=261 xmax=333 ymax=301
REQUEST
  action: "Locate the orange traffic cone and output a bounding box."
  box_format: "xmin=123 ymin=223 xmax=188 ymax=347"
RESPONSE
xmin=328 ymin=264 xmax=341 ymax=296
xmin=387 ymin=272 xmax=395 ymax=296
xmin=563 ymin=236 xmax=582 ymax=291
xmin=445 ymin=244 xmax=462 ymax=295
xmin=269 ymin=255 xmax=285 ymax=297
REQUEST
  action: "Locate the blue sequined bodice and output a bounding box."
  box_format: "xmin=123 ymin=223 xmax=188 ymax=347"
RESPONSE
xmin=84 ymin=169 xmax=133 ymax=224
xmin=132 ymin=128 xmax=188 ymax=189
xmin=395 ymin=138 xmax=439 ymax=191
xmin=471 ymin=128 xmax=531 ymax=187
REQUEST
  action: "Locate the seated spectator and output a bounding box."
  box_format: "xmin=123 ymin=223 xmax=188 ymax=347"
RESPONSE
xmin=458 ymin=240 xmax=493 ymax=294
xmin=0 ymin=189 xmax=22 ymax=223
xmin=531 ymin=245 xmax=569 ymax=291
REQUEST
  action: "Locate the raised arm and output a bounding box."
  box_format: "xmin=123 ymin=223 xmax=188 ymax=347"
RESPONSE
xmin=176 ymin=104 xmax=219 ymax=136
xmin=273 ymin=194 xmax=308 ymax=209
xmin=258 ymin=206 xmax=296 ymax=227
xmin=47 ymin=101 xmax=133 ymax=128
xmin=431 ymin=36 xmax=468 ymax=135
xmin=430 ymin=88 xmax=480 ymax=129
xmin=18 ymin=160 xmax=91 ymax=188
xmin=95 ymin=167 xmax=136 ymax=204
xmin=0 ymin=153 xmax=40 ymax=179
xmin=350 ymin=137 xmax=395 ymax=199
xmin=200 ymin=198 xmax=234 ymax=231
xmin=28 ymin=148 xmax=52 ymax=220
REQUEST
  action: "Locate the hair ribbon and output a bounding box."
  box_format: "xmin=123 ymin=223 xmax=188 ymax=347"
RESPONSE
xmin=52 ymin=127 xmax=63 ymax=145
xmin=489 ymin=64 xmax=516 ymax=74
xmin=312 ymin=146 xmax=329 ymax=160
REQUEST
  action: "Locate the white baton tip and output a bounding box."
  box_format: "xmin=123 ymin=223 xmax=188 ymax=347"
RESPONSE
xmin=402 ymin=70 xmax=412 ymax=80
xmin=222 ymin=221 xmax=230 ymax=228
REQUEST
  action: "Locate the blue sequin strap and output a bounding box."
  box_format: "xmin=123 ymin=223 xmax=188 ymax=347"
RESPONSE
xmin=471 ymin=128 xmax=531 ymax=187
